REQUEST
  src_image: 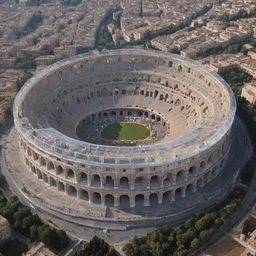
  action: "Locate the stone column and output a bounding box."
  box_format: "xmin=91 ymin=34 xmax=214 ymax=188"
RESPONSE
xmin=172 ymin=173 xmax=176 ymax=184
xmin=130 ymin=196 xmax=135 ymax=208
xmin=146 ymin=177 xmax=151 ymax=189
xmin=114 ymin=178 xmax=119 ymax=189
xmin=144 ymin=194 xmax=150 ymax=207
xmin=130 ymin=178 xmax=135 ymax=190
xmin=170 ymin=190 xmax=175 ymax=201
xmin=114 ymin=195 xmax=120 ymax=207
xmin=192 ymin=181 xmax=197 ymax=192
xmin=158 ymin=192 xmax=163 ymax=204
xmin=181 ymin=187 xmax=186 ymax=198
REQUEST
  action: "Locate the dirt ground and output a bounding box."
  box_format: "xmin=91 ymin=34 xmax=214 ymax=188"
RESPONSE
xmin=204 ymin=235 xmax=245 ymax=256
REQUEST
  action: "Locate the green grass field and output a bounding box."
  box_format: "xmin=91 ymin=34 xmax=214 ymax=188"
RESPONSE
xmin=101 ymin=122 xmax=150 ymax=141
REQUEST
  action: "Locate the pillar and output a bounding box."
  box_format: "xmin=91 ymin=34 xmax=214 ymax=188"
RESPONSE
xmin=158 ymin=192 xmax=163 ymax=204
xmin=130 ymin=196 xmax=135 ymax=208
xmin=144 ymin=194 xmax=150 ymax=207
xmin=114 ymin=195 xmax=120 ymax=207
xmin=170 ymin=190 xmax=175 ymax=201
xmin=181 ymin=187 xmax=186 ymax=198
xmin=114 ymin=178 xmax=119 ymax=189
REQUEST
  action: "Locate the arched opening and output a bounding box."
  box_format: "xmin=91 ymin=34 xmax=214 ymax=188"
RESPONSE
xmin=186 ymin=184 xmax=194 ymax=194
xmin=105 ymin=176 xmax=114 ymax=188
xmin=58 ymin=181 xmax=65 ymax=192
xmin=56 ymin=166 xmax=64 ymax=175
xmin=105 ymin=194 xmax=114 ymax=207
xmin=163 ymin=191 xmax=170 ymax=203
xmin=207 ymin=156 xmax=212 ymax=163
xmin=92 ymin=174 xmax=101 ymax=187
xmin=43 ymin=174 xmax=48 ymax=183
xmin=135 ymin=194 xmax=144 ymax=207
xmin=135 ymin=176 xmax=145 ymax=189
xmin=188 ymin=166 xmax=196 ymax=176
xmin=67 ymin=169 xmax=74 ymax=179
xmin=80 ymin=172 xmax=87 ymax=184
xmin=103 ymin=112 xmax=108 ymax=117
xmin=150 ymin=114 xmax=155 ymax=120
xmin=40 ymin=157 xmax=46 ymax=166
xmin=140 ymin=90 xmax=144 ymax=95
xmin=150 ymin=176 xmax=159 ymax=188
xmin=31 ymin=166 xmax=36 ymax=174
xmin=200 ymin=161 xmax=205 ymax=169
xmin=111 ymin=111 xmax=116 ymax=116
xmin=80 ymin=189 xmax=89 ymax=201
xmin=37 ymin=170 xmax=42 ymax=179
xmin=49 ymin=177 xmax=56 ymax=187
xmin=27 ymin=148 xmax=32 ymax=156
xmin=47 ymin=161 xmax=54 ymax=170
xmin=149 ymin=193 xmax=158 ymax=206
xmin=67 ymin=186 xmax=77 ymax=197
xmin=33 ymin=152 xmax=38 ymax=161
xmin=127 ymin=111 xmax=132 ymax=116
xmin=176 ymin=170 xmax=185 ymax=183
xmin=92 ymin=192 xmax=101 ymax=204
xmin=197 ymin=178 xmax=203 ymax=189
xmin=120 ymin=195 xmax=130 ymax=208
xmin=120 ymin=177 xmax=129 ymax=189
xmin=154 ymin=90 xmax=159 ymax=98
xmin=163 ymin=177 xmax=172 ymax=187
xmin=175 ymin=187 xmax=183 ymax=200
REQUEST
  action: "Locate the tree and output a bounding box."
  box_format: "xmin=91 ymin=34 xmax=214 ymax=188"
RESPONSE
xmin=190 ymin=238 xmax=200 ymax=249
xmin=77 ymin=236 xmax=117 ymax=256
xmin=30 ymin=225 xmax=39 ymax=241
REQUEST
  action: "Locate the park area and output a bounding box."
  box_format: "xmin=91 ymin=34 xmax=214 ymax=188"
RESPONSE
xmin=100 ymin=122 xmax=150 ymax=141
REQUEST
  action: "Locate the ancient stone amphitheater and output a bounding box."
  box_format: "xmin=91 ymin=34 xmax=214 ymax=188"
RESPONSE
xmin=12 ymin=49 xmax=237 ymax=230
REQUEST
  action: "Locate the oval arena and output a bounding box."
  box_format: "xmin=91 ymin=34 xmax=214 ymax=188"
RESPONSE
xmin=10 ymin=49 xmax=240 ymax=231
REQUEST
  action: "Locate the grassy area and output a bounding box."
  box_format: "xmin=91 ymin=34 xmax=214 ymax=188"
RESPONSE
xmin=100 ymin=122 xmax=150 ymax=141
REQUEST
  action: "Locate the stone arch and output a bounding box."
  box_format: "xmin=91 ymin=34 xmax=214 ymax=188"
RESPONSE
xmin=120 ymin=177 xmax=129 ymax=189
xmin=105 ymin=194 xmax=114 ymax=207
xmin=150 ymin=114 xmax=155 ymax=120
xmin=80 ymin=172 xmax=87 ymax=183
xmin=176 ymin=170 xmax=185 ymax=183
xmin=188 ymin=166 xmax=197 ymax=176
xmin=37 ymin=169 xmax=42 ymax=179
xmin=92 ymin=174 xmax=101 ymax=187
xmin=135 ymin=176 xmax=145 ymax=189
xmin=135 ymin=194 xmax=144 ymax=207
xmin=150 ymin=176 xmax=159 ymax=188
xmin=58 ymin=181 xmax=65 ymax=192
xmin=40 ymin=157 xmax=46 ymax=166
xmin=31 ymin=166 xmax=36 ymax=174
xmin=111 ymin=111 xmax=116 ymax=116
xmin=175 ymin=187 xmax=183 ymax=200
xmin=67 ymin=169 xmax=74 ymax=179
xmin=149 ymin=193 xmax=158 ymax=206
xmin=105 ymin=176 xmax=114 ymax=188
xmin=47 ymin=161 xmax=54 ymax=170
xmin=140 ymin=90 xmax=144 ymax=96
xmin=80 ymin=189 xmax=89 ymax=201
xmin=43 ymin=173 xmax=49 ymax=183
xmin=197 ymin=178 xmax=203 ymax=189
xmin=163 ymin=176 xmax=172 ymax=187
xmin=27 ymin=147 xmax=32 ymax=156
xmin=120 ymin=195 xmax=130 ymax=208
xmin=163 ymin=191 xmax=170 ymax=202
xmin=186 ymin=183 xmax=194 ymax=194
xmin=49 ymin=176 xmax=57 ymax=186
xmin=67 ymin=185 xmax=77 ymax=197
xmin=56 ymin=165 xmax=64 ymax=175
xmin=92 ymin=192 xmax=101 ymax=204
xmin=33 ymin=152 xmax=39 ymax=161
xmin=154 ymin=90 xmax=159 ymax=98
xmin=200 ymin=161 xmax=205 ymax=169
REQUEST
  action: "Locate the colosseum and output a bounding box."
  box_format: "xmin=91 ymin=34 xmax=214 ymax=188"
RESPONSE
xmin=8 ymin=48 xmax=241 ymax=234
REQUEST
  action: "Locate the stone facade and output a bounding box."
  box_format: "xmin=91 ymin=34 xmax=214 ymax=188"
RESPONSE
xmin=13 ymin=49 xmax=236 ymax=218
